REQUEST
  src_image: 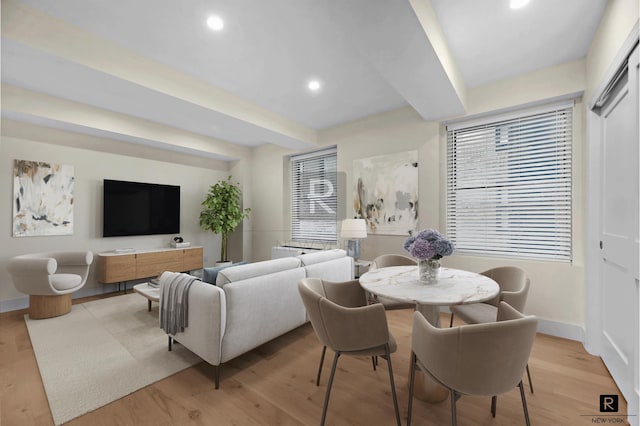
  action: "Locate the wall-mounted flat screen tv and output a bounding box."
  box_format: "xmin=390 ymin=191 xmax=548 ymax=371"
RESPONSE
xmin=103 ymin=179 xmax=180 ymax=237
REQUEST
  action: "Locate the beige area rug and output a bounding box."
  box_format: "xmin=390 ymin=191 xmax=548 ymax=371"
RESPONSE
xmin=25 ymin=293 xmax=202 ymax=425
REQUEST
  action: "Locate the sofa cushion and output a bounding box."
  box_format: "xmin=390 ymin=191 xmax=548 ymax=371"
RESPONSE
xmin=304 ymin=256 xmax=354 ymax=282
xmin=202 ymin=261 xmax=246 ymax=285
xmin=297 ymin=249 xmax=346 ymax=266
xmin=216 ymin=257 xmax=301 ymax=287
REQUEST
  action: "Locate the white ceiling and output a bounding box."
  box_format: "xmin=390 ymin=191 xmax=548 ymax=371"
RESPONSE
xmin=1 ymin=0 xmax=607 ymax=160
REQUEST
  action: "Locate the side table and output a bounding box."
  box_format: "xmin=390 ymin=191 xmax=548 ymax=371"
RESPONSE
xmin=133 ymin=283 xmax=160 ymax=311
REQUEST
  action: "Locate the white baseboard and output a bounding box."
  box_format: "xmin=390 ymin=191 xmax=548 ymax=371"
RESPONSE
xmin=442 ymin=307 xmax=585 ymax=342
xmin=2 ymin=293 xmax=586 ymax=344
xmin=0 ymin=296 xmax=29 ymax=313
xmin=536 ymin=318 xmax=585 ymax=342
xmin=0 ymin=284 xmax=122 ymax=314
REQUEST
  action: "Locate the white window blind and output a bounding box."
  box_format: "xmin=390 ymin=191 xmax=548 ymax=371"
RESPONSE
xmin=290 ymin=147 xmax=337 ymax=243
xmin=446 ymin=103 xmax=573 ymax=261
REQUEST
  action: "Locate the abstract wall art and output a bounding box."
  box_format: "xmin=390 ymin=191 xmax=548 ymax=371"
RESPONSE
xmin=352 ymin=150 xmax=418 ymax=236
xmin=13 ymin=159 xmax=75 ymax=237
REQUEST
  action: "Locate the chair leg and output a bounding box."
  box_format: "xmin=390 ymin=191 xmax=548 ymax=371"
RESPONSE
xmin=383 ymin=344 xmax=401 ymax=426
xmin=214 ymin=365 xmax=220 ymax=389
xmin=407 ymin=352 xmax=417 ymax=426
xmin=519 ymin=381 xmax=531 ymax=426
xmin=449 ymin=312 xmax=455 ymax=327
xmin=321 ymin=351 xmax=341 ymax=426
xmin=168 ymin=336 xmax=172 ymax=351
xmin=491 ymin=395 xmax=497 ymax=417
xmin=526 ymin=364 xmax=534 ymax=393
xmin=371 ymin=356 xmax=377 ymax=371
xmin=451 ymin=390 xmax=460 ymax=426
xmin=316 ymin=346 xmax=327 ymax=386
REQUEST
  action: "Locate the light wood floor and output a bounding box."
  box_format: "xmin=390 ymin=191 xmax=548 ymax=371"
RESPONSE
xmin=1 ymin=293 xmax=629 ymax=425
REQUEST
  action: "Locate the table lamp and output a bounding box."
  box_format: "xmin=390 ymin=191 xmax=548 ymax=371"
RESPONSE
xmin=341 ymin=219 xmax=367 ymax=260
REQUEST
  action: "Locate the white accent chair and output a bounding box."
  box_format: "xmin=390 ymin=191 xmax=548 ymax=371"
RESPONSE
xmin=8 ymin=251 xmax=93 ymax=319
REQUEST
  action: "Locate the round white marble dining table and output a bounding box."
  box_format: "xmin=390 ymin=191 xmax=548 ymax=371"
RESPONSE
xmin=359 ymin=265 xmax=499 ymax=326
xmin=359 ymin=265 xmax=500 ymax=402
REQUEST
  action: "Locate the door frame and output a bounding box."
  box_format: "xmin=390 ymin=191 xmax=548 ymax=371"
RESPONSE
xmin=585 ymin=21 xmax=638 ymax=354
xmin=585 ymin=21 xmax=639 ymax=423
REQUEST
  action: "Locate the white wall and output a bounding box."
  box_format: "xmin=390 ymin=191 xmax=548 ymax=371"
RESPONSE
xmin=249 ymin=61 xmax=588 ymax=340
xmin=0 ymin=120 xmax=234 ymax=312
xmin=585 ymin=0 xmax=639 ymax=103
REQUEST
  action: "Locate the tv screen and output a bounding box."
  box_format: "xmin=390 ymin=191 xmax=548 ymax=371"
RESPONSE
xmin=103 ymin=179 xmax=180 ymax=237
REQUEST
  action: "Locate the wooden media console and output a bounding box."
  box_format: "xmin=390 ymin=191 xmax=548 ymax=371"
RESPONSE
xmin=97 ymin=246 xmax=203 ymax=284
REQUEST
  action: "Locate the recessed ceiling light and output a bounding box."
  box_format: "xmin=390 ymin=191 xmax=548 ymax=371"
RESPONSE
xmin=510 ymin=0 xmax=530 ymax=9
xmin=206 ymin=15 xmax=224 ymax=31
xmin=307 ymin=79 xmax=322 ymax=92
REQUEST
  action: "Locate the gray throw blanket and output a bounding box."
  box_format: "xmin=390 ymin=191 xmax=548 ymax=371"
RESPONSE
xmin=160 ymin=272 xmax=197 ymax=335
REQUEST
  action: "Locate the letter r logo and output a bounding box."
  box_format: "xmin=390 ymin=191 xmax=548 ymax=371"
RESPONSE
xmin=599 ymin=394 xmax=618 ymax=412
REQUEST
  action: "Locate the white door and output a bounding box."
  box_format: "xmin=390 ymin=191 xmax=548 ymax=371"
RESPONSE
xmin=599 ymin=43 xmax=639 ymax=421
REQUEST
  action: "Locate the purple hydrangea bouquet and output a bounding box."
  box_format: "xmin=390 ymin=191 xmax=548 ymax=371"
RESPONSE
xmin=404 ymin=229 xmax=454 ymax=283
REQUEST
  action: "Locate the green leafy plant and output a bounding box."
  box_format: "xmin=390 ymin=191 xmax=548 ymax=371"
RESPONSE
xmin=199 ymin=176 xmax=251 ymax=262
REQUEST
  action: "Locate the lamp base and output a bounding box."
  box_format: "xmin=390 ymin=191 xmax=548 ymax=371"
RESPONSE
xmin=347 ymin=240 xmax=361 ymax=261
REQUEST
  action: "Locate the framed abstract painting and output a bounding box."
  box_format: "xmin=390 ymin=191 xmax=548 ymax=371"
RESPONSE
xmin=352 ymin=150 xmax=418 ymax=236
xmin=13 ymin=159 xmax=75 ymax=237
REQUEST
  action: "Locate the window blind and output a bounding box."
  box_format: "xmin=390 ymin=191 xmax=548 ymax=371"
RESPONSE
xmin=290 ymin=147 xmax=337 ymax=243
xmin=446 ymin=103 xmax=573 ymax=261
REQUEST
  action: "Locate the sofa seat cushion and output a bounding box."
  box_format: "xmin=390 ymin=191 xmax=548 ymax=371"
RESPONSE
xmin=50 ymin=273 xmax=82 ymax=291
xmin=297 ymin=249 xmax=346 ymax=266
xmin=216 ymin=257 xmax=301 ymax=287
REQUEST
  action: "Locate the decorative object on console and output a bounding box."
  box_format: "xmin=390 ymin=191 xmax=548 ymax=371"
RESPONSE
xmin=13 ymin=159 xmax=75 ymax=237
xmin=199 ymin=176 xmax=251 ymax=263
xmin=171 ymin=236 xmax=190 ymax=248
xmin=352 ymin=151 xmax=418 ymax=236
xmin=404 ymin=229 xmax=454 ymax=284
xmin=341 ymin=218 xmax=367 ymax=261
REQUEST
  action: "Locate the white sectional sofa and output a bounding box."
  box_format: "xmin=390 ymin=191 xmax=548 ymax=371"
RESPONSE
xmin=159 ymin=249 xmax=353 ymax=388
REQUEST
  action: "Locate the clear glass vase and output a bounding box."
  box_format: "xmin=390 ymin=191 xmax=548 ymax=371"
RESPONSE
xmin=418 ymin=258 xmax=440 ymax=284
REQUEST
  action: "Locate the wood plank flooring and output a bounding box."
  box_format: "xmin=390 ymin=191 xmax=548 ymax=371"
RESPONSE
xmin=0 ymin=293 xmax=629 ymax=425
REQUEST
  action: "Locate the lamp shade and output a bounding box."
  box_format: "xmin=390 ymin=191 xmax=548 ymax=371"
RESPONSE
xmin=341 ymin=219 xmax=367 ymax=239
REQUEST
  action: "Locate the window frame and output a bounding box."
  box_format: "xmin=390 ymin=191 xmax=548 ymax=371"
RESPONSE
xmin=445 ymin=101 xmax=574 ymax=262
xmin=289 ymin=147 xmax=338 ymax=244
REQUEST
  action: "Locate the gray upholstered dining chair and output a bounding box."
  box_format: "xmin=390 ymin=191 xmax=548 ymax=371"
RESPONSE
xmin=368 ymin=254 xmax=416 ymax=310
xmin=408 ymin=302 xmax=538 ymax=426
xmin=298 ymin=278 xmax=401 ymax=426
xmin=449 ymin=266 xmax=534 ymax=392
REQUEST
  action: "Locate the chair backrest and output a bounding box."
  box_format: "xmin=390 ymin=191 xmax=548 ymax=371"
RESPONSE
xmin=8 ymin=251 xmax=93 ymax=294
xmin=370 ymin=254 xmax=415 ymax=270
xmin=412 ymin=302 xmax=537 ymax=397
xmin=480 ymin=266 xmax=530 ymax=311
xmin=298 ymin=278 xmax=388 ymax=352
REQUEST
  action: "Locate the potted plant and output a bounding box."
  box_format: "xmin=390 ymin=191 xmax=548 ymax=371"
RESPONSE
xmin=199 ymin=176 xmax=251 ymax=264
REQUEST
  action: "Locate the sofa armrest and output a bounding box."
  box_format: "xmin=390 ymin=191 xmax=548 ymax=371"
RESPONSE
xmin=162 ymin=279 xmax=227 ymax=366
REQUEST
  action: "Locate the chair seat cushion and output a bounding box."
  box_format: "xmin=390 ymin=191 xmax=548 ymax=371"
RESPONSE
xmin=50 ymin=274 xmax=83 ymax=291
xmin=450 ymin=303 xmax=497 ymax=324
